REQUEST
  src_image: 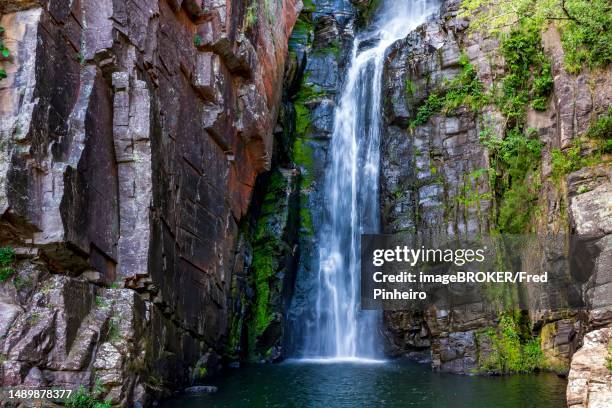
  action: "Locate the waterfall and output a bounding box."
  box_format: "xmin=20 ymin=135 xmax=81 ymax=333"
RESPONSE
xmin=300 ymin=0 xmax=439 ymax=360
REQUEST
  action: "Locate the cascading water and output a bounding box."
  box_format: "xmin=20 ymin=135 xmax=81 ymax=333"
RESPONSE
xmin=299 ymin=0 xmax=439 ymax=360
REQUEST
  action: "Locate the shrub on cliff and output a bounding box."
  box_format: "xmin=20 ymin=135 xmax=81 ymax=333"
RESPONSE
xmin=0 ymin=26 xmax=9 ymax=80
xmin=0 ymin=246 xmax=15 ymax=282
xmin=478 ymin=311 xmax=545 ymax=374
xmin=461 ymin=0 xmax=611 ymax=73
xmin=65 ymin=385 xmax=111 ymax=408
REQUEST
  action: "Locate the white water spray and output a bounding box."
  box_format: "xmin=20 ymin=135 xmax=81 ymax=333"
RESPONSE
xmin=301 ymin=0 xmax=439 ymax=360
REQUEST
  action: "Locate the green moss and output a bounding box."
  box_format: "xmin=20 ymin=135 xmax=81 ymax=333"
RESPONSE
xmin=404 ymin=78 xmax=417 ymax=97
xmin=0 ymin=246 xmax=15 ymax=282
xmin=301 ymin=0 xmax=315 ymax=12
xmin=197 ymin=366 xmax=208 ymax=379
xmin=246 ymin=171 xmax=294 ymax=358
xmin=606 ymin=343 xmax=612 ymax=371
xmin=0 ymin=26 xmax=8 ymax=80
xmin=313 ymin=39 xmax=341 ymax=58
xmin=244 ymin=1 xmax=258 ymax=30
xmin=354 ymin=0 xmax=383 ymax=28
xmin=293 ymin=138 xmax=315 ymax=190
xmin=293 ymin=81 xmax=326 ymax=138
xmin=289 ymin=14 xmax=313 ymax=50
xmin=299 ymin=204 xmax=314 ymax=236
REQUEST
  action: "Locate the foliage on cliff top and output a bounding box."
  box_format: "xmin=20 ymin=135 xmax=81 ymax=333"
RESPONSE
xmin=461 ymin=0 xmax=611 ymax=73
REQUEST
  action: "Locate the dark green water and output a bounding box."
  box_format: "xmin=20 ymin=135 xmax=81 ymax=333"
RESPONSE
xmin=160 ymin=360 xmax=567 ymax=408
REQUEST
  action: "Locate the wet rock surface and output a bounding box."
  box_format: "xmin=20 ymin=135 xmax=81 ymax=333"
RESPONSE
xmin=0 ymin=0 xmax=300 ymax=404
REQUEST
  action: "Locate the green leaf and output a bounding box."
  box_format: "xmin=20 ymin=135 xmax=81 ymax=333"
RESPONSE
xmin=1 ymin=48 xmax=9 ymax=58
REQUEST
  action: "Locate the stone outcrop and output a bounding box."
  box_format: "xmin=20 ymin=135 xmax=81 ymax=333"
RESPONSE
xmin=566 ymin=328 xmax=612 ymax=408
xmin=0 ymin=0 xmax=300 ymax=404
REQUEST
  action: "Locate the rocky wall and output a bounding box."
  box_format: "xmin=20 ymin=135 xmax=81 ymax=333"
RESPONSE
xmin=0 ymin=0 xmax=300 ymax=405
xmin=379 ymin=0 xmax=611 ymax=389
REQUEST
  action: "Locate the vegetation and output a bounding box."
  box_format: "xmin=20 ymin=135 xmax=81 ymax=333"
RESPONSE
xmin=606 ymin=343 xmax=612 ymax=371
xmin=480 ymin=126 xmax=542 ymax=233
xmin=497 ymin=25 xmax=553 ymax=116
xmin=0 ymin=246 xmax=16 ymax=282
xmin=410 ymin=54 xmax=487 ymax=127
xmin=354 ymin=0 xmax=383 ymax=28
xmin=247 ymin=171 xmax=292 ymax=358
xmin=0 ymin=26 xmax=8 ymax=80
xmin=313 ymin=39 xmax=341 ymax=58
xmin=107 ymin=316 xmax=121 ymax=342
xmin=244 ymin=1 xmax=258 ymax=30
xmin=409 ymin=1 xmax=610 ymax=234
xmin=461 ymin=0 xmax=611 ymax=73
xmin=293 ymin=80 xmax=326 ymax=138
xmin=65 ymin=385 xmax=111 ymax=408
xmin=550 ymin=143 xmax=585 ymax=182
xmin=482 ymin=20 xmax=550 ymax=233
xmin=291 ymin=79 xmax=319 ymax=238
xmin=477 ymin=311 xmax=545 ymax=374
xmin=550 ymin=109 xmax=612 ymax=182
xmin=585 ymin=108 xmax=612 ymax=153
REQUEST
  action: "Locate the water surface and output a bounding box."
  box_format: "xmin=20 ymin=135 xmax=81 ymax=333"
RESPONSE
xmin=160 ymin=360 xmax=567 ymax=408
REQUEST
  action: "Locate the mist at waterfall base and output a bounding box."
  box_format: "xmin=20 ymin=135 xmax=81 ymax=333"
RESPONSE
xmin=160 ymin=360 xmax=567 ymax=408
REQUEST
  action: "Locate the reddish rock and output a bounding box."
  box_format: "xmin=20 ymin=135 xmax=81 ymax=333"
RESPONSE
xmin=0 ymin=0 xmax=301 ymax=404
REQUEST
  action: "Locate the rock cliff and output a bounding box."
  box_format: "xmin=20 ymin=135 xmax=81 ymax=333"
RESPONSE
xmin=0 ymin=0 xmax=610 ymax=406
xmin=377 ymin=0 xmax=611 ymax=403
xmin=0 ymin=0 xmax=299 ymax=404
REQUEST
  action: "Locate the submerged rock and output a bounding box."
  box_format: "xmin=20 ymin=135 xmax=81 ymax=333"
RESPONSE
xmin=184 ymin=385 xmax=219 ymax=395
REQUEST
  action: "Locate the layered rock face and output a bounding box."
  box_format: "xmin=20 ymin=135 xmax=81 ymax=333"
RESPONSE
xmin=0 ymin=0 xmax=299 ymax=404
xmin=378 ymin=0 xmax=611 ymax=394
